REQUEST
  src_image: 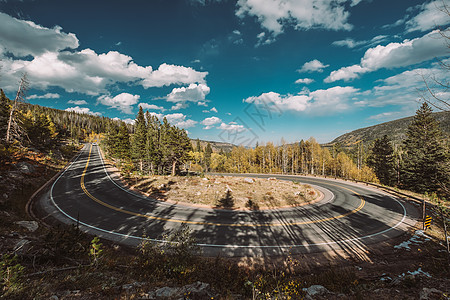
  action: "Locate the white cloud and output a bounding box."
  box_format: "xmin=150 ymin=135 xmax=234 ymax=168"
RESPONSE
xmin=406 ymin=1 xmax=450 ymax=32
xmin=28 ymin=93 xmax=60 ymax=99
xmin=68 ymin=100 xmax=88 ymax=105
xmin=332 ymin=35 xmax=388 ymax=49
xmin=197 ymin=101 xmax=208 ymax=107
xmin=244 ymin=86 xmax=358 ymax=114
xmin=141 ymin=64 xmax=208 ymax=88
xmin=325 ymin=30 xmax=448 ymax=82
xmin=236 ymin=0 xmax=354 ymax=37
xmin=324 ymin=64 xmax=365 ymax=83
xmin=297 ymin=59 xmax=329 ymax=73
xmin=0 ymin=12 xmax=208 ymax=95
xmin=65 ymin=106 xmax=101 ymax=116
xmin=0 ymin=12 xmax=79 ymax=57
xmin=148 ymin=112 xmax=164 ymax=120
xmin=164 ymin=113 xmax=197 ymax=129
xmin=255 ymin=31 xmax=275 ymax=46
xmin=123 ymin=118 xmax=135 ymax=125
xmin=367 ymin=63 xmax=450 ymax=108
xmin=138 ymin=103 xmax=165 ymax=111
xmin=201 ymin=116 xmax=222 ymax=129
xmin=210 ymin=107 xmax=218 ymax=113
xmin=170 ymin=103 xmax=187 ymax=110
xmin=166 ymin=83 xmax=210 ymax=103
xmin=58 ymin=49 xmax=152 ymax=83
xmin=98 ymin=93 xmax=140 ymax=114
xmin=218 ymin=122 xmax=246 ymax=132
xmin=295 ymin=78 xmax=314 ymax=84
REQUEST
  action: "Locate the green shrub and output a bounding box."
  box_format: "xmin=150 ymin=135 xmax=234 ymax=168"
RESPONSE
xmin=0 ymin=254 xmax=25 ymax=296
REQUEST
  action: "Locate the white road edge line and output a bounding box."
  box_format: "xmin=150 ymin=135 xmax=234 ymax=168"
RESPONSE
xmin=49 ymin=143 xmax=409 ymax=249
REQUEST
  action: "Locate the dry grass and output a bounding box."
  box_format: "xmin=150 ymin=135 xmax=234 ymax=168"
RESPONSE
xmin=127 ymin=175 xmax=319 ymax=209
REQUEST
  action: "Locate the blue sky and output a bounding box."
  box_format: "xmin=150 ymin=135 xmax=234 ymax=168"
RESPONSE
xmin=0 ymin=0 xmax=449 ymax=145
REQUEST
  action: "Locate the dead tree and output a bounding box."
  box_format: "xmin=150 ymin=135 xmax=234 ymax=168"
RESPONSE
xmin=6 ymin=73 xmax=28 ymax=144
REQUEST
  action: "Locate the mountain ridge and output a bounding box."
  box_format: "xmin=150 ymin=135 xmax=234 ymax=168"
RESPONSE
xmin=328 ymin=111 xmax=450 ymax=146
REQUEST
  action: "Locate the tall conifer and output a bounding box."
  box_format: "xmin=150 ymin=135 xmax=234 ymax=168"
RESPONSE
xmin=402 ymin=103 xmax=449 ymax=195
xmin=368 ymin=135 xmax=395 ymax=186
xmin=131 ymin=106 xmax=147 ymax=172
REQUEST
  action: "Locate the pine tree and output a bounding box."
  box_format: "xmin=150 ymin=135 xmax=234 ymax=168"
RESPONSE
xmin=163 ymin=123 xmax=192 ymax=176
xmin=147 ymin=114 xmax=162 ymax=174
xmin=367 ymin=135 xmax=395 ymax=186
xmin=196 ymin=138 xmax=202 ymax=153
xmin=116 ymin=122 xmax=131 ymax=160
xmin=402 ymin=103 xmax=449 ymax=195
xmin=131 ymin=106 xmax=147 ymax=172
xmin=204 ymin=142 xmax=212 ymax=172
xmin=0 ymin=89 xmax=10 ymax=142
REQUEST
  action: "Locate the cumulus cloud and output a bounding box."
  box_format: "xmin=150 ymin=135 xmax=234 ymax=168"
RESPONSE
xmin=28 ymin=93 xmax=60 ymax=99
xmin=325 ymin=30 xmax=448 ymax=82
xmin=164 ymin=113 xmax=198 ymax=129
xmin=367 ymin=63 xmax=450 ymax=108
xmin=58 ymin=49 xmax=152 ymax=83
xmin=166 ymin=83 xmax=210 ymax=104
xmin=65 ymin=106 xmax=101 ymax=116
xmin=68 ymin=100 xmax=88 ymax=105
xmin=141 ymin=64 xmax=208 ymax=88
xmin=170 ymin=103 xmax=188 ymax=110
xmin=244 ymin=86 xmax=358 ymax=114
xmin=218 ymin=122 xmax=246 ymax=132
xmin=295 ymin=78 xmax=314 ymax=84
xmin=236 ymin=0 xmax=355 ymax=37
xmin=0 ymin=12 xmax=208 ymax=95
xmin=0 ymin=12 xmax=79 ymax=57
xmin=297 ymin=59 xmax=329 ymax=73
xmin=406 ymin=1 xmax=450 ymax=32
xmin=201 ymin=116 xmax=222 ymax=129
xmin=98 ymin=93 xmax=140 ymax=114
xmin=138 ymin=103 xmax=165 ymax=111
xmin=210 ymin=107 xmax=218 ymax=113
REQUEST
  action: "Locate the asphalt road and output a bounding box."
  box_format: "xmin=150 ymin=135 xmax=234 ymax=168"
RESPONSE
xmin=37 ymin=143 xmax=419 ymax=257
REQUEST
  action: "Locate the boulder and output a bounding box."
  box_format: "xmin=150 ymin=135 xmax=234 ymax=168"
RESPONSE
xmin=419 ymin=288 xmax=442 ymax=300
xmin=16 ymin=161 xmax=35 ymax=174
xmin=305 ymin=285 xmax=330 ymax=299
xmin=16 ymin=221 xmax=39 ymax=232
xmin=243 ymin=178 xmax=254 ymax=183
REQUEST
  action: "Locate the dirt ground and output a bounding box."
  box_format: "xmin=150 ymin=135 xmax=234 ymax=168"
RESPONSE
xmin=125 ymin=175 xmax=319 ymax=210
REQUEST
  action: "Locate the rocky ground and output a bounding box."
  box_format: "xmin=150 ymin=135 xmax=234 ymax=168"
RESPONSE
xmin=0 ymin=147 xmax=449 ymax=299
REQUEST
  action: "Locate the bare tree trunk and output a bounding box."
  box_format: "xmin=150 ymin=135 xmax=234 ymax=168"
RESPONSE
xmin=6 ymin=74 xmax=28 ymax=143
xmin=172 ymin=160 xmax=177 ymax=176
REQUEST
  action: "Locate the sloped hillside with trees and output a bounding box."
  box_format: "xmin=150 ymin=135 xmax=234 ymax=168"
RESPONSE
xmin=330 ymin=111 xmax=450 ymax=146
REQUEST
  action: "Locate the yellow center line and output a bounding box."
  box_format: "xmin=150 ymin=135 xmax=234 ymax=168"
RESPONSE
xmin=80 ymin=144 xmax=366 ymax=227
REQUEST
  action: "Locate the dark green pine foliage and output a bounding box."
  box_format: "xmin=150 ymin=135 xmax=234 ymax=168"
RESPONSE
xmin=367 ymin=135 xmax=395 ymax=186
xmin=131 ymin=106 xmax=147 ymax=172
xmin=402 ymin=103 xmax=449 ymax=196
xmin=196 ymin=138 xmax=202 ymax=153
xmin=163 ymin=120 xmax=192 ymax=176
xmin=145 ymin=112 xmax=158 ymax=174
xmin=204 ymin=142 xmax=212 ymax=172
xmin=0 ymin=89 xmax=10 ymax=142
xmin=105 ymin=121 xmax=130 ymax=160
xmin=27 ymin=113 xmax=56 ymax=150
xmin=116 ymin=122 xmax=131 ymax=160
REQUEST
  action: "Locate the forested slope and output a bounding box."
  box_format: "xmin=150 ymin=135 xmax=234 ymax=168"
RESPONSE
xmin=330 ymin=111 xmax=450 ymax=146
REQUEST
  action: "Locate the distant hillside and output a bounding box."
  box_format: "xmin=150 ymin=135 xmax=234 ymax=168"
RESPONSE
xmin=329 ymin=111 xmax=450 ymax=146
xmin=191 ymin=139 xmax=235 ymax=153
